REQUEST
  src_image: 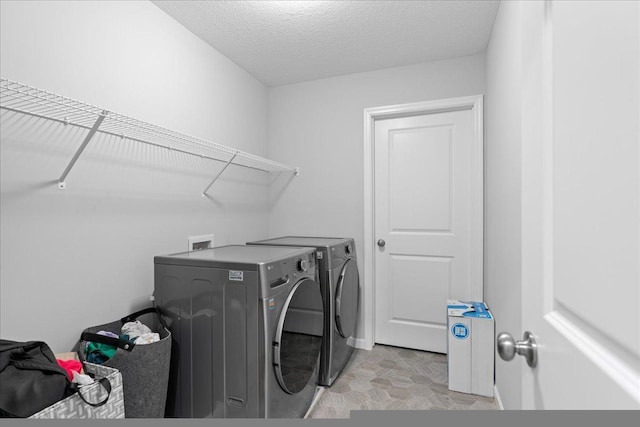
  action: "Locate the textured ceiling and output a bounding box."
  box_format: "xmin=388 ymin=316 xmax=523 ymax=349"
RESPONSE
xmin=152 ymin=0 xmax=500 ymax=87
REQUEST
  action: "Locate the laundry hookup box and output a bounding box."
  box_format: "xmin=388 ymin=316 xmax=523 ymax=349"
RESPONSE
xmin=447 ymin=300 xmax=494 ymax=397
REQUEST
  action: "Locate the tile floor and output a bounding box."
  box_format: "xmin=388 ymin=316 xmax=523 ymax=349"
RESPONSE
xmin=306 ymin=344 xmax=498 ymax=418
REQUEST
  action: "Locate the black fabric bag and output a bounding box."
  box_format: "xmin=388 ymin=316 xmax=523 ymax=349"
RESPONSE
xmin=0 ymin=340 xmax=113 ymax=418
xmin=78 ymin=307 xmax=171 ymax=418
xmin=0 ymin=340 xmax=74 ymax=418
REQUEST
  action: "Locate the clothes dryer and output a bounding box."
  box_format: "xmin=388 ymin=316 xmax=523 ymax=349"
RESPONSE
xmin=154 ymin=245 xmax=322 ymax=418
xmin=247 ymin=237 xmax=360 ymax=386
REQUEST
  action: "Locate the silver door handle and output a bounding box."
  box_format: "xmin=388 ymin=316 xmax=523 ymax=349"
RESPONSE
xmin=497 ymin=331 xmax=537 ymax=368
xmin=377 ymin=239 xmax=385 ymax=247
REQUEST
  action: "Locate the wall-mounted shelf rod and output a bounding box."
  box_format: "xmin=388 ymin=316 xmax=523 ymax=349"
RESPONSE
xmin=0 ymin=78 xmax=300 ymax=191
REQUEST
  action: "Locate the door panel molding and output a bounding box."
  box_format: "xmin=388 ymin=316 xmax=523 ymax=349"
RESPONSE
xmin=544 ymin=310 xmax=640 ymax=400
xmin=389 ymin=124 xmax=453 ymax=232
xmin=362 ymin=96 xmax=484 ymax=350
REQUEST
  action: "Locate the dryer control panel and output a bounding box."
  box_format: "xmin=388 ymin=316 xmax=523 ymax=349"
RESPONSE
xmin=330 ymin=241 xmax=356 ymax=267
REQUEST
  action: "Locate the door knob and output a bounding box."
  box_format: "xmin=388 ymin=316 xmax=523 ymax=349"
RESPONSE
xmin=377 ymin=239 xmax=386 ymax=247
xmin=497 ymin=331 xmax=537 ymax=368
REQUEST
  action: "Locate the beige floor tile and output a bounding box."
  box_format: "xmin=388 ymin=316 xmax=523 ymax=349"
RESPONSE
xmin=307 ymin=344 xmax=498 ymax=418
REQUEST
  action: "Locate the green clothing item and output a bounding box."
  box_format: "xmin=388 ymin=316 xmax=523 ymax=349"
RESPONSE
xmin=85 ymin=334 xmax=132 ymax=364
xmin=85 ymin=341 xmax=117 ymax=364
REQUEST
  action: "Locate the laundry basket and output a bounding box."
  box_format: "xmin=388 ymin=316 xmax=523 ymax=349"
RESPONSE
xmin=30 ymin=362 xmax=125 ymax=419
xmin=78 ymin=307 xmax=171 ymax=418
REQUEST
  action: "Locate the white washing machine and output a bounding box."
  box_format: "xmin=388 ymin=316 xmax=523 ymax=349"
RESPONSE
xmin=247 ymin=237 xmax=360 ymax=386
xmin=154 ymin=245 xmax=323 ymax=418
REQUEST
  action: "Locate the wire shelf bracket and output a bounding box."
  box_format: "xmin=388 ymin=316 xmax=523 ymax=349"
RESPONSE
xmin=202 ymin=152 xmax=238 ymax=197
xmin=0 ymin=77 xmax=300 ymax=192
xmin=57 ymin=110 xmax=108 ymax=190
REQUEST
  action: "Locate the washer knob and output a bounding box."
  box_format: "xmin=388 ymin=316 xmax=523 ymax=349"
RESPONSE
xmin=345 ymin=244 xmax=352 ymax=254
xmin=297 ymin=258 xmax=308 ymax=272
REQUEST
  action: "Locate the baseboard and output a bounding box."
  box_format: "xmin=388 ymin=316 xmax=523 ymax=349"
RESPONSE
xmin=493 ymin=385 xmax=504 ymax=410
xmin=352 ymin=337 xmax=372 ymax=350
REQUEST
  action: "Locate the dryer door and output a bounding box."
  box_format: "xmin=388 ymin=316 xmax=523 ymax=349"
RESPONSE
xmin=335 ymin=258 xmax=360 ymax=339
xmin=273 ymin=278 xmax=322 ymax=394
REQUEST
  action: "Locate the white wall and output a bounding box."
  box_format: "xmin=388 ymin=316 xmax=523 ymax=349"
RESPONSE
xmin=267 ymin=55 xmax=486 ymax=343
xmin=484 ymin=0 xmax=523 ymax=409
xmin=0 ymin=1 xmax=270 ymax=352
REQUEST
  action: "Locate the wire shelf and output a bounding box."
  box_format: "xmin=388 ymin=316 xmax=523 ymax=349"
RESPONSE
xmin=0 ymin=78 xmax=299 ymax=192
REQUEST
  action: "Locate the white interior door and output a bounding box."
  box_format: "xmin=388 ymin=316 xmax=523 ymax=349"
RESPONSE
xmin=518 ymin=0 xmax=640 ymax=409
xmin=373 ymin=104 xmax=483 ymax=353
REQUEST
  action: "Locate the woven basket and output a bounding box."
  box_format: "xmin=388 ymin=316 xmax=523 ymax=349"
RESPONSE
xmin=29 ymin=362 xmax=124 ymax=419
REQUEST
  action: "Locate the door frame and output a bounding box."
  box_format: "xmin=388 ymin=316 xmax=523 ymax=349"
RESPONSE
xmin=362 ymin=96 xmax=484 ymax=350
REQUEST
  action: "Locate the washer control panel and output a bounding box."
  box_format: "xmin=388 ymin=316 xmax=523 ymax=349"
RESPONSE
xmin=297 ymin=258 xmax=308 ymax=272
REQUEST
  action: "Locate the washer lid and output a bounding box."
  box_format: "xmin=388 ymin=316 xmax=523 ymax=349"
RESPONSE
xmin=249 ymin=236 xmax=352 ymax=249
xmin=154 ymin=244 xmax=314 ymax=270
xmin=335 ymin=258 xmax=360 ymax=339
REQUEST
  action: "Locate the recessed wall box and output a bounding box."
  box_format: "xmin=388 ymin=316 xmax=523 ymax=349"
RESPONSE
xmin=188 ymin=234 xmax=215 ymax=251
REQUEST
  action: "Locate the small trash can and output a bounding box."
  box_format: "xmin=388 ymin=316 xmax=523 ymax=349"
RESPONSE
xmin=78 ymin=307 xmax=171 ymax=418
xmin=446 ymin=300 xmax=494 ymax=397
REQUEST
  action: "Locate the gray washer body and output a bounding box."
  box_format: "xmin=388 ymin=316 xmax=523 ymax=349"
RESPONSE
xmin=247 ymin=236 xmax=360 ymax=386
xmin=154 ymin=245 xmax=322 ymax=418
